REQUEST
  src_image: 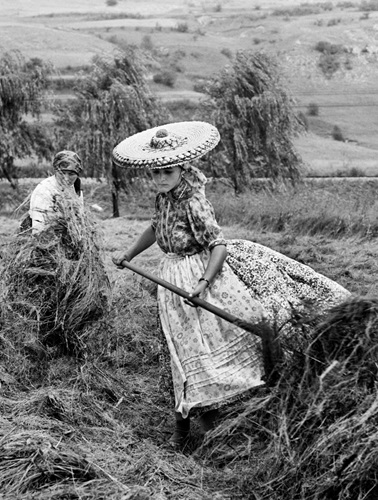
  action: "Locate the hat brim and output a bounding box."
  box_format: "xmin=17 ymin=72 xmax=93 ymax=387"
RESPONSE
xmin=112 ymin=121 xmax=220 ymax=169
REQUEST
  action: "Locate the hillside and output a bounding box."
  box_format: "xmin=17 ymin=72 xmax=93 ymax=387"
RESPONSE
xmin=0 ymin=0 xmax=377 ymax=174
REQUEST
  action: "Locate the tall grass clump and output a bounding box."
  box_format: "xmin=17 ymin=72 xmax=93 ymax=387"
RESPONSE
xmin=209 ymin=179 xmax=378 ymax=238
xmin=199 ymin=295 xmax=378 ymax=499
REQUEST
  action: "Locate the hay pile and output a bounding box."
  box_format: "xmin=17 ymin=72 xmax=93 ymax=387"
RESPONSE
xmin=200 ymin=296 xmax=378 ymax=500
xmin=0 ymin=193 xmax=110 ymax=369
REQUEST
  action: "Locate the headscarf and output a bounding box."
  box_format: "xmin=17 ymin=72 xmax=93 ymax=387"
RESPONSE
xmin=53 ymin=151 xmax=83 ymax=176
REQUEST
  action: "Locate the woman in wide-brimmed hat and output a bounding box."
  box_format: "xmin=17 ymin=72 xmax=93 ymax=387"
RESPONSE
xmin=28 ymin=150 xmax=83 ymax=234
xmin=112 ymin=121 xmax=350 ymax=448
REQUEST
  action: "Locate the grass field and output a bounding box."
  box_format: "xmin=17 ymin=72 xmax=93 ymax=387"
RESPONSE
xmin=2 ymin=178 xmax=378 ymax=498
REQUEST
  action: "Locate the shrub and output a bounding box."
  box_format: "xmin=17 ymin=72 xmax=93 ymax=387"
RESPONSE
xmin=272 ymin=5 xmax=322 ymax=16
xmin=106 ymin=0 xmax=118 ymax=5
xmin=221 ymin=47 xmax=233 ymax=59
xmin=337 ymin=1 xmax=356 ymax=7
xmin=307 ymin=102 xmax=319 ymax=116
xmin=297 ymin=111 xmax=309 ymax=131
xmin=318 ymin=53 xmax=341 ymax=78
xmin=315 ymin=40 xmax=344 ymax=54
xmin=193 ymin=79 xmax=208 ymax=93
xmin=360 ymin=0 xmax=378 ymax=11
xmin=332 ymin=125 xmax=344 ymax=141
xmin=327 ymin=18 xmax=341 ymax=26
xmin=153 ymin=70 xmax=177 ymax=87
xmin=175 ymin=22 xmax=189 ymax=33
xmin=344 ymin=57 xmax=353 ymax=70
xmin=349 ymin=166 xmax=365 ymax=177
xmin=141 ymin=35 xmax=153 ymax=51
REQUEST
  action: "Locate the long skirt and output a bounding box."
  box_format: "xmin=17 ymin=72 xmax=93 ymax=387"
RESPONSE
xmin=157 ymin=239 xmax=350 ymax=418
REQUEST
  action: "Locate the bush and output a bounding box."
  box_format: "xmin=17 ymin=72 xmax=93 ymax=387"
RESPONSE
xmin=332 ymin=125 xmax=344 ymax=141
xmin=307 ymin=102 xmax=319 ymax=116
xmin=315 ymin=40 xmax=344 ymax=54
xmin=327 ymin=18 xmax=341 ymax=26
xmin=153 ymin=70 xmax=177 ymax=87
xmin=337 ymin=1 xmax=357 ymax=7
xmin=106 ymin=0 xmax=118 ymax=5
xmin=297 ymin=111 xmax=309 ymax=131
xmin=318 ymin=53 xmax=341 ymax=78
xmin=349 ymin=166 xmax=365 ymax=177
xmin=344 ymin=57 xmax=353 ymax=70
xmin=221 ymin=47 xmax=233 ymax=59
xmin=175 ymin=22 xmax=189 ymax=33
xmin=141 ymin=35 xmax=153 ymax=51
xmin=360 ymin=0 xmax=378 ymax=11
xmin=193 ymin=79 xmax=208 ymax=93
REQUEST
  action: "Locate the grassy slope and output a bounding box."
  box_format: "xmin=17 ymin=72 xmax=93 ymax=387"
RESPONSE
xmin=1 ymin=0 xmax=377 ymax=176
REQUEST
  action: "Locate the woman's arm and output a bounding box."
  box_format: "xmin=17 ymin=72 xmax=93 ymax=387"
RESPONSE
xmin=112 ymin=225 xmax=156 ymax=266
xmin=189 ymin=244 xmax=227 ymax=298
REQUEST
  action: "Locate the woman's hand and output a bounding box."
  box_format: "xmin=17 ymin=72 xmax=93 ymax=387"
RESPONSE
xmin=189 ymin=280 xmax=209 ymax=298
xmin=112 ymin=251 xmax=131 ymax=267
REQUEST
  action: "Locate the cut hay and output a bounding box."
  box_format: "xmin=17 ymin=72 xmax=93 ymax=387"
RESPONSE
xmin=0 ymin=193 xmax=111 ymax=364
xmin=199 ymin=295 xmax=378 ymax=500
xmin=0 ymin=425 xmax=141 ymax=499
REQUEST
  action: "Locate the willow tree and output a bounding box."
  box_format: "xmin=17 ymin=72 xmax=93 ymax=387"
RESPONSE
xmin=54 ymin=48 xmax=169 ymax=216
xmin=201 ymin=50 xmax=303 ymax=192
xmin=0 ymin=52 xmax=53 ymax=187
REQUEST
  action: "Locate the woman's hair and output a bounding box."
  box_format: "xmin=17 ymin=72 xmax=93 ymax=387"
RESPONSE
xmin=181 ymin=164 xmax=207 ymax=194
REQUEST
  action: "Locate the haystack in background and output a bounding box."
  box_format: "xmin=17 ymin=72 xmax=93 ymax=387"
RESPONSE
xmin=0 ymin=194 xmax=111 ymax=370
xmin=200 ymin=295 xmax=378 ymax=500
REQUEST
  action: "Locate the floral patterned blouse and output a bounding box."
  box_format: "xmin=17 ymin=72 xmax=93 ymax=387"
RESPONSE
xmin=151 ymin=179 xmax=226 ymax=256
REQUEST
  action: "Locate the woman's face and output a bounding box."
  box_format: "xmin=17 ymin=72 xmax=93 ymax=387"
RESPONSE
xmin=151 ymin=166 xmax=182 ymax=193
xmin=56 ymin=169 xmax=79 ymax=186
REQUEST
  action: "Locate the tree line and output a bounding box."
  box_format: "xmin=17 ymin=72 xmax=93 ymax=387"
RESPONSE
xmin=0 ymin=47 xmax=303 ymax=216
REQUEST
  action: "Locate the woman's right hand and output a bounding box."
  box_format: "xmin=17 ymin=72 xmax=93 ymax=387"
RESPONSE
xmin=112 ymin=251 xmax=131 ymax=267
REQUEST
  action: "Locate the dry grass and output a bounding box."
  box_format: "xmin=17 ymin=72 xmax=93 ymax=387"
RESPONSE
xmin=1 ymin=180 xmax=378 ymax=498
xmin=0 ymin=193 xmax=110 ymax=378
xmin=199 ymin=296 xmax=378 ymax=499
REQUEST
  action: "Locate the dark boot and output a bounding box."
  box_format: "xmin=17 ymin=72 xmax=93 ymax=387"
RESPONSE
xmin=198 ymin=408 xmax=220 ymax=435
xmin=169 ymin=412 xmax=190 ymax=449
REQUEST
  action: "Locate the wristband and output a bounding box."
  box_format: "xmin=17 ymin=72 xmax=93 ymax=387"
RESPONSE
xmin=199 ymin=278 xmax=210 ymax=287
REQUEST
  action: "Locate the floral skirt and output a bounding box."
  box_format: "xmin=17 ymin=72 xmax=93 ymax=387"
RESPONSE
xmin=226 ymin=239 xmax=350 ymax=329
xmin=157 ymin=240 xmax=350 ymax=418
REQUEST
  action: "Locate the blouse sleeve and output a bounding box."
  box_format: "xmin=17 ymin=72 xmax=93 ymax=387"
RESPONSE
xmin=29 ymin=183 xmax=55 ymax=234
xmin=186 ymin=192 xmax=226 ymax=250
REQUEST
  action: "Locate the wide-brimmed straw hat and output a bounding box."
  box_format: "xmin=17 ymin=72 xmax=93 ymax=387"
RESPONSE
xmin=112 ymin=121 xmax=220 ymax=169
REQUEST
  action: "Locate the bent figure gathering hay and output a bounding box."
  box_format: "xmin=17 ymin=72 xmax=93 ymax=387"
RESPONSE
xmin=0 ymin=187 xmax=110 ymax=360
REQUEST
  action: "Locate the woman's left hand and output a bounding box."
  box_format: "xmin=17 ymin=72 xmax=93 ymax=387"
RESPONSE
xmin=184 ymin=280 xmax=209 ymax=306
xmin=190 ymin=280 xmax=209 ymax=298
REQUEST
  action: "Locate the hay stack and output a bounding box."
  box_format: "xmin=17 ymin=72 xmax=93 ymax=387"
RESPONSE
xmin=0 ymin=194 xmax=110 ymax=362
xmin=200 ymin=295 xmax=378 ymax=500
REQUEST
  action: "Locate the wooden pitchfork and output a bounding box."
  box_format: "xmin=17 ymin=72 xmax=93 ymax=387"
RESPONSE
xmin=120 ymin=260 xmax=283 ymax=385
